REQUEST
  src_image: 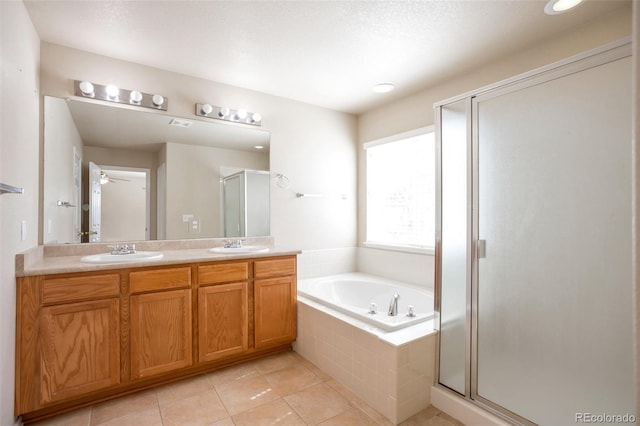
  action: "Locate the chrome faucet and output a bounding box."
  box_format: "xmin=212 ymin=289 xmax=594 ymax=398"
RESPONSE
xmin=109 ymin=244 xmax=136 ymax=255
xmin=223 ymin=239 xmax=243 ymax=248
xmin=388 ymin=294 xmax=399 ymax=316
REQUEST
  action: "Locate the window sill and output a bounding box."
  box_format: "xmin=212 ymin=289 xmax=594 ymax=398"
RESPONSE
xmin=362 ymin=242 xmax=435 ymax=255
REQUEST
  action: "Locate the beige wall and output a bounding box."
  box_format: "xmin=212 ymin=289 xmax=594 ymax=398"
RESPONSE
xmin=0 ymin=2 xmax=40 ymax=425
xmin=357 ymin=5 xmax=632 ymax=246
xmin=39 ymin=43 xmax=359 ymax=250
xmin=164 ymin=142 xmax=268 ymax=239
xmin=43 ymin=96 xmax=83 ymax=243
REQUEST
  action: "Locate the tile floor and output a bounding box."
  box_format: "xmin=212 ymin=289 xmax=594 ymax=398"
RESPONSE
xmin=29 ymin=351 xmax=464 ymax=426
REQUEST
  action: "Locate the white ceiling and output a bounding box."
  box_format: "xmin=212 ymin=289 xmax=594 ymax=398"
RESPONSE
xmin=24 ymin=0 xmax=630 ymax=114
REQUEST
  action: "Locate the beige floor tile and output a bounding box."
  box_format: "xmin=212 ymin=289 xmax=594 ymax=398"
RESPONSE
xmin=284 ymin=382 xmax=351 ymax=425
xmin=155 ymin=374 xmax=214 ymax=405
xmin=215 ymin=371 xmax=281 ymax=415
xmin=252 ymin=351 xmax=300 ymax=375
xmin=209 ymin=418 xmax=235 ymax=426
xmin=29 ymin=407 xmax=91 ymax=426
xmin=93 ymin=407 xmax=163 ymax=426
xmin=208 ymin=362 xmax=260 ymax=387
xmin=325 ymin=379 xmax=392 ymax=426
xmin=421 ymin=415 xmax=461 ymax=426
xmin=159 ymin=390 xmax=229 ymax=426
xmin=292 ymin=353 xmax=333 ymax=381
xmin=438 ymin=412 xmax=465 ymax=426
xmin=264 ymin=363 xmax=323 ymax=396
xmin=232 ymin=398 xmax=306 ymax=426
xmin=317 ymin=407 xmax=380 ymax=426
xmin=91 ymin=389 xmax=158 ymax=425
xmin=325 ymin=379 xmax=358 ymax=402
xmin=398 ymin=405 xmax=442 ymax=426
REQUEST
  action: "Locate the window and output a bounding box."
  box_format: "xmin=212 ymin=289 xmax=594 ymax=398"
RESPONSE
xmin=365 ymin=127 xmax=435 ymax=252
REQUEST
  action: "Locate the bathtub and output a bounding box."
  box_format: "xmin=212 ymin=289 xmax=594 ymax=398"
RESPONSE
xmin=297 ymin=272 xmax=434 ymax=331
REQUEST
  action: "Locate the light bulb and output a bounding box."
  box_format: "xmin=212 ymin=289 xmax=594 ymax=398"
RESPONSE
xmin=105 ymin=84 xmax=119 ymax=98
xmin=152 ymin=94 xmax=164 ymax=107
xmin=130 ymin=90 xmax=143 ymax=103
xmin=201 ymin=104 xmax=213 ymax=115
xmin=219 ymin=107 xmax=230 ymax=118
xmin=79 ymin=81 xmax=94 ymax=96
xmin=250 ymin=112 xmax=262 ymax=123
xmin=236 ymin=109 xmax=248 ymax=120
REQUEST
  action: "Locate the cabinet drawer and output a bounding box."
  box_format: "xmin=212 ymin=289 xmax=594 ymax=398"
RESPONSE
xmin=254 ymin=257 xmax=296 ymax=279
xmin=198 ymin=262 xmax=248 ymax=285
xmin=42 ymin=274 xmax=120 ymax=304
xmin=130 ymin=267 xmax=191 ymax=294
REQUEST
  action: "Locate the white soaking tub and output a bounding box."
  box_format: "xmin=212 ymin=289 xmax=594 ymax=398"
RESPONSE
xmin=297 ymin=272 xmax=434 ymax=331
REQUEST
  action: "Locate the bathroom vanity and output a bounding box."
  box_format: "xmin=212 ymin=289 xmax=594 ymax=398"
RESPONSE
xmin=14 ymin=241 xmax=298 ymax=422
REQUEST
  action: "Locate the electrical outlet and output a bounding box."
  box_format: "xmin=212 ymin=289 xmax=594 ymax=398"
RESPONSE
xmin=188 ymin=217 xmax=201 ymax=233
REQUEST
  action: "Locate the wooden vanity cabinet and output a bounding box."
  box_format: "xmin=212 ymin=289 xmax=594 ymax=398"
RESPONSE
xmin=129 ymin=267 xmax=192 ymax=379
xmin=197 ymin=261 xmax=250 ymax=363
xmin=32 ymin=274 xmax=121 ymax=406
xmin=15 ymin=254 xmax=297 ymax=422
xmin=254 ymin=256 xmax=297 ymax=349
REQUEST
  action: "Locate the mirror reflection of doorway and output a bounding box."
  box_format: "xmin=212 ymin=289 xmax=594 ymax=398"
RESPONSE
xmin=99 ymin=166 xmax=150 ymax=242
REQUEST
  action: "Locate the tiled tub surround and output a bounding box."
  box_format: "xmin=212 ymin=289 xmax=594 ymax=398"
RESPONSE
xmin=295 ymin=293 xmax=436 ymax=425
xmin=15 ymin=236 xmax=290 ymax=275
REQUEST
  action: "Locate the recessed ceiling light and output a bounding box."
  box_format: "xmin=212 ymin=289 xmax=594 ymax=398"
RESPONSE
xmin=544 ymin=0 xmax=584 ymax=15
xmin=373 ymin=83 xmax=395 ymax=93
xmin=254 ymin=145 xmax=264 ymax=150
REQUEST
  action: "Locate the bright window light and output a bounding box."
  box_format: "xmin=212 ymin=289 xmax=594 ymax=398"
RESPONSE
xmin=365 ymin=129 xmax=435 ymax=250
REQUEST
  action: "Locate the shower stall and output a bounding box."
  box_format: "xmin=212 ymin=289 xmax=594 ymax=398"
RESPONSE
xmin=222 ymin=170 xmax=270 ymax=237
xmin=435 ymin=39 xmax=635 ymax=425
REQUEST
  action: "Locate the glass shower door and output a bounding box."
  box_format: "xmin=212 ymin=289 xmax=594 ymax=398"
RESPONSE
xmin=473 ymin=56 xmax=634 ymax=424
xmin=438 ymin=99 xmax=470 ymax=396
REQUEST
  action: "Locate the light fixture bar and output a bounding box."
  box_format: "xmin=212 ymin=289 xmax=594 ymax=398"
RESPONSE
xmin=195 ymin=103 xmax=262 ymax=126
xmin=74 ymin=80 xmax=168 ymax=111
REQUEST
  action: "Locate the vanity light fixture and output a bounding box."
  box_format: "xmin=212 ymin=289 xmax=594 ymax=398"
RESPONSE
xmin=105 ymin=84 xmax=119 ymax=98
xmin=74 ymin=80 xmax=168 ymax=111
xmin=544 ymin=0 xmax=584 ymax=15
xmin=195 ymin=103 xmax=262 ymax=127
xmin=130 ymin=90 xmax=143 ymax=104
xmin=78 ymin=81 xmax=95 ymax=96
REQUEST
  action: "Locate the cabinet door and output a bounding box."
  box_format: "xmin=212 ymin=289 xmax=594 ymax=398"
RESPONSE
xmin=255 ymin=276 xmax=296 ymax=349
xmin=198 ymin=283 xmax=248 ymax=362
xmin=130 ymin=289 xmax=192 ymax=379
xmin=40 ymin=299 xmax=120 ymax=404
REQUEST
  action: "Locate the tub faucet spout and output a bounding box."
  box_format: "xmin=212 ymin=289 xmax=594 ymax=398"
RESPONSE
xmin=388 ymin=294 xmax=399 ymax=316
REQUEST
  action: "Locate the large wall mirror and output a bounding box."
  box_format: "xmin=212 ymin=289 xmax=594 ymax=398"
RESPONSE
xmin=43 ymin=96 xmax=270 ymax=244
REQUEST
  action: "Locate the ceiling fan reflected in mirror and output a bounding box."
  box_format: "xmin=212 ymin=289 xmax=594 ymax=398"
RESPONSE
xmin=100 ymin=171 xmax=130 ymax=184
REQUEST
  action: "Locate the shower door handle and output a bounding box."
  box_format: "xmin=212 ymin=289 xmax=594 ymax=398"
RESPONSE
xmin=477 ymin=239 xmax=486 ymax=258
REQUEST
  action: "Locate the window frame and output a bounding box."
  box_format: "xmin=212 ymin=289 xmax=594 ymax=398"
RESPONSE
xmin=363 ymin=125 xmax=436 ymax=255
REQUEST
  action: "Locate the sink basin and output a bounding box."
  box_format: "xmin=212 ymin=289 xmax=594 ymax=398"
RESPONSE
xmin=208 ymin=246 xmax=269 ymax=254
xmin=81 ymin=251 xmax=164 ymax=264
